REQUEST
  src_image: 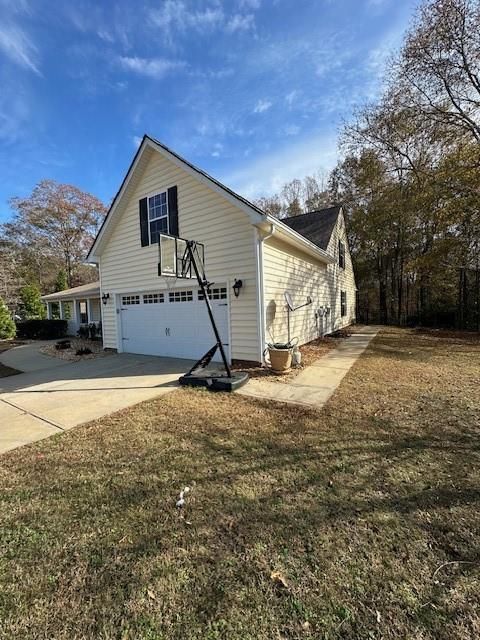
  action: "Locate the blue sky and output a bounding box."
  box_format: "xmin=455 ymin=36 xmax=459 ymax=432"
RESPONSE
xmin=0 ymin=0 xmax=418 ymax=222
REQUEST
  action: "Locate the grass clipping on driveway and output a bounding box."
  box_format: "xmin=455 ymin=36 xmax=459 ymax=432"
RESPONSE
xmin=0 ymin=328 xmax=479 ymax=640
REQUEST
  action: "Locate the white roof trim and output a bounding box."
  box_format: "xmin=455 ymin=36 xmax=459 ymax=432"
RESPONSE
xmin=87 ymin=136 xmax=265 ymax=261
xmin=87 ymin=134 xmax=337 ymax=266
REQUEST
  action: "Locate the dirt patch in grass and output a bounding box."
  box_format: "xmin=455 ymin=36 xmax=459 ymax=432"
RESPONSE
xmin=0 ymin=327 xmax=479 ymax=639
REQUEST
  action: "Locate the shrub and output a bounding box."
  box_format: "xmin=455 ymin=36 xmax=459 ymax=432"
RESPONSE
xmin=77 ymin=325 xmax=89 ymax=339
xmin=76 ymin=347 xmax=92 ymax=356
xmin=0 ymin=297 xmax=16 ymax=339
xmin=16 ymin=319 xmax=68 ymax=340
xmin=19 ymin=284 xmax=46 ymax=320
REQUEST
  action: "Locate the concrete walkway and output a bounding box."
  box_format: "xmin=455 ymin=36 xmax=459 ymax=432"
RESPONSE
xmin=238 ymin=326 xmax=379 ymax=408
xmin=0 ymin=344 xmax=193 ymax=454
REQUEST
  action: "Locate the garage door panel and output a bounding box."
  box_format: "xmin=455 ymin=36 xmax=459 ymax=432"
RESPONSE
xmin=120 ymin=288 xmax=229 ymax=362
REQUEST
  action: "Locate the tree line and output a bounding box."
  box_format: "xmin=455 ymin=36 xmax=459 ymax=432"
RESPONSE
xmin=255 ymin=0 xmax=480 ymax=330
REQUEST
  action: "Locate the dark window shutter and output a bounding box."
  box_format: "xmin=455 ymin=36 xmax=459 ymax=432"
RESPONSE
xmin=168 ymin=186 xmax=179 ymax=237
xmin=139 ymin=197 xmax=149 ymax=246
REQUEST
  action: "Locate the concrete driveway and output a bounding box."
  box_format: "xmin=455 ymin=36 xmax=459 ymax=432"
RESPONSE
xmin=0 ymin=342 xmax=192 ymax=454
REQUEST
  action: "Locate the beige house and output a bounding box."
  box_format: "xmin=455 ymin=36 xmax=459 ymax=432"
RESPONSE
xmin=46 ymin=135 xmax=356 ymax=363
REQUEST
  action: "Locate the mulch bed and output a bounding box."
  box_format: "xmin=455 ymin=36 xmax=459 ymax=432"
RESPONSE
xmin=39 ymin=339 xmax=110 ymax=362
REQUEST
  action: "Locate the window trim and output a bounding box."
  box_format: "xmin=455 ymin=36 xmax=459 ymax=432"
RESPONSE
xmin=168 ymin=290 xmax=193 ymax=303
xmin=79 ymin=300 xmax=88 ymax=324
xmin=148 ymin=190 xmax=169 ymax=245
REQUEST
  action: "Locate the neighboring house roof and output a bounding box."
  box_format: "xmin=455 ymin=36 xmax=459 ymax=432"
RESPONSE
xmin=87 ymin=134 xmax=334 ymax=265
xmin=41 ymin=281 xmax=100 ymax=301
xmin=282 ymin=206 xmax=341 ymax=250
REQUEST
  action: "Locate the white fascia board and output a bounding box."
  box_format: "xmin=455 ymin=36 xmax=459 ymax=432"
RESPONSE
xmin=256 ymin=216 xmax=335 ymax=264
xmin=87 ymin=137 xmax=266 ymax=262
xmin=87 ymin=138 xmax=152 ymax=261
xmin=147 ymin=139 xmax=265 ymax=225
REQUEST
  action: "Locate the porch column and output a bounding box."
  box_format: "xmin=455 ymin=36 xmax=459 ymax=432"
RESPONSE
xmin=72 ymin=299 xmax=78 ymax=324
xmin=59 ymin=301 xmax=64 ymax=320
xmin=86 ymin=298 xmax=92 ymax=323
xmin=46 ymin=302 xmax=52 ymax=319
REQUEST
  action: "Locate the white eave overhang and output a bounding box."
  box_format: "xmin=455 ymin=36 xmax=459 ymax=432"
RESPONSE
xmin=257 ymin=216 xmax=334 ymax=264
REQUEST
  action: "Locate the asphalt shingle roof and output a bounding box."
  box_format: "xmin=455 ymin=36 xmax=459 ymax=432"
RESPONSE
xmin=41 ymin=281 xmax=100 ymax=301
xmin=282 ymin=205 xmax=341 ymax=250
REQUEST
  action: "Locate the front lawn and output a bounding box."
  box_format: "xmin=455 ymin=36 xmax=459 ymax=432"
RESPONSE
xmin=0 ymin=328 xmax=479 ymax=639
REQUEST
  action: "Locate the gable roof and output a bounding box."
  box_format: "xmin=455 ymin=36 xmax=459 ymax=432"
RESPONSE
xmin=282 ymin=205 xmax=341 ymax=250
xmin=86 ymin=134 xmax=334 ymax=265
xmin=86 ymin=134 xmax=266 ymax=261
xmin=41 ymin=281 xmax=100 ymax=301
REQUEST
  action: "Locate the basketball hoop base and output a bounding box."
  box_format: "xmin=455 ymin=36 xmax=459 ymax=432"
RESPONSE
xmin=179 ymin=371 xmax=249 ymax=392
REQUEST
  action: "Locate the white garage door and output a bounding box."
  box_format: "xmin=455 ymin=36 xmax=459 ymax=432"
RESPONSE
xmin=119 ymin=286 xmax=230 ymax=362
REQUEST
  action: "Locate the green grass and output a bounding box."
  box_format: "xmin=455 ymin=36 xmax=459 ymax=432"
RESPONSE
xmin=0 ymin=328 xmax=479 ymax=639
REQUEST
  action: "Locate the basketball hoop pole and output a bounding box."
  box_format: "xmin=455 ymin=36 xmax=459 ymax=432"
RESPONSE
xmin=186 ymin=240 xmax=232 ymax=377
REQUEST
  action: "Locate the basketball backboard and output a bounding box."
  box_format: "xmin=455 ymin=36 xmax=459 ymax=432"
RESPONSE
xmin=158 ymin=234 xmax=205 ymax=279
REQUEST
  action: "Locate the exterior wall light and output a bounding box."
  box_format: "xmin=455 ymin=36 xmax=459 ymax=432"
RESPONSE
xmin=232 ymin=279 xmax=243 ymax=298
xmin=102 ymin=293 xmax=110 ymax=305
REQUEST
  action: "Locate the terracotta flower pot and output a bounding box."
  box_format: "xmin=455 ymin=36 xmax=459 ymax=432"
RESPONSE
xmin=268 ymin=346 xmax=292 ymax=373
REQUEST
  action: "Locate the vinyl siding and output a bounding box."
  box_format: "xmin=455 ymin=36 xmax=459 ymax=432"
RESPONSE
xmin=99 ymin=147 xmax=260 ymax=361
xmin=325 ymin=212 xmax=357 ymax=330
xmin=262 ymin=211 xmax=356 ymax=346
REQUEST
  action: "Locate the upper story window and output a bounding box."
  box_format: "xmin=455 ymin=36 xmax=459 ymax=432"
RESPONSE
xmin=148 ymin=192 xmax=168 ymax=244
xmin=338 ymin=240 xmax=345 ymax=269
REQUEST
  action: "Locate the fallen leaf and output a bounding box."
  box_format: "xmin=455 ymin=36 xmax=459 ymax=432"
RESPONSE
xmin=147 ymin=589 xmax=156 ymax=600
xmin=270 ymin=570 xmax=288 ymax=589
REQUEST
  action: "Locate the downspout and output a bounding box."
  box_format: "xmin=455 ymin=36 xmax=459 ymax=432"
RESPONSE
xmin=255 ymin=223 xmax=275 ymax=363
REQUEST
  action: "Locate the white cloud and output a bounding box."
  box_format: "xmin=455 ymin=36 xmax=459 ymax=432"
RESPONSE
xmin=132 ymin=135 xmax=143 ymax=148
xmin=226 ymin=13 xmax=255 ymax=33
xmin=150 ymin=1 xmax=224 ymax=34
xmin=239 ymin=0 xmax=261 ymax=8
xmin=0 ymin=0 xmax=32 ymax=14
xmin=0 ymin=88 xmax=30 ymax=142
xmin=97 ymin=29 xmax=114 ymax=43
xmin=284 ymin=124 xmax=300 ymax=136
xmin=0 ymin=24 xmax=39 ymax=74
xmin=211 ymin=142 xmax=223 ymax=157
xmin=285 ymin=90 xmax=299 ymax=107
xmin=253 ymin=99 xmax=272 ymax=113
xmin=223 ymin=132 xmax=338 ymax=199
xmin=118 ymin=56 xmax=186 ymax=79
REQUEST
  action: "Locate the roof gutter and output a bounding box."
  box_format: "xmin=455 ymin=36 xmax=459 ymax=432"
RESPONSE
xmin=256 ymin=215 xmax=334 ymax=264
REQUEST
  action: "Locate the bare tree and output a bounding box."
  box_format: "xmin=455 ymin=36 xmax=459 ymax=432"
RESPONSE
xmin=304 ymin=171 xmax=332 ymax=211
xmin=394 ymin=0 xmax=480 ymax=143
xmin=253 ymin=194 xmax=283 ymax=218
xmin=281 ymin=179 xmax=304 ymax=217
